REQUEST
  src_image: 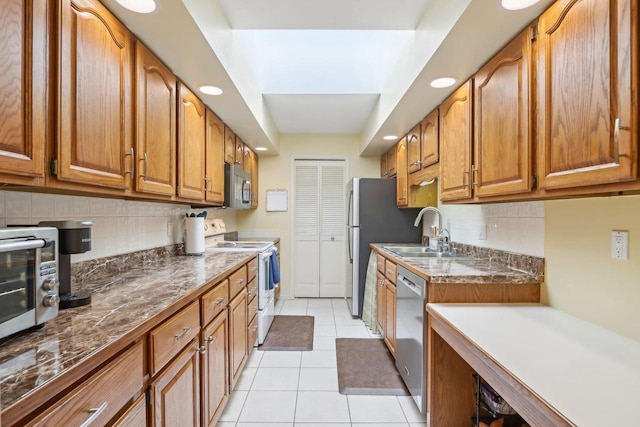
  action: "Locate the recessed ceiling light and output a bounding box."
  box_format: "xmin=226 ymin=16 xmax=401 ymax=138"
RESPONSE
xmin=199 ymin=85 xmax=223 ymax=96
xmin=255 ymin=147 xmax=267 ymax=151
xmin=430 ymin=77 xmax=456 ymax=89
xmin=501 ymin=0 xmax=540 ymax=10
xmin=116 ymin=0 xmax=156 ymax=13
xmin=383 ymin=135 xmax=397 ymax=141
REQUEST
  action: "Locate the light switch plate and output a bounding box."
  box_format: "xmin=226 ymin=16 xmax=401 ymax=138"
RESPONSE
xmin=611 ymin=230 xmax=629 ymax=260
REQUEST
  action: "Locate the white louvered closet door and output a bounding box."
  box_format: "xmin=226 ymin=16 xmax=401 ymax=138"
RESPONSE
xmin=293 ymin=160 xmax=346 ymax=298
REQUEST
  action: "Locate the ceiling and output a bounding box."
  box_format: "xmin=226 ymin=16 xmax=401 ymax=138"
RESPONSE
xmin=100 ymin=0 xmax=555 ymax=156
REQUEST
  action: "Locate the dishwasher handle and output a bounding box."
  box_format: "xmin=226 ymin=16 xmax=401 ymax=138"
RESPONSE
xmin=397 ymin=274 xmax=423 ymax=297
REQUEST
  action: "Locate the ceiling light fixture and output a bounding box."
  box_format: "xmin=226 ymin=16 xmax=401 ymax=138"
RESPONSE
xmin=115 ymin=0 xmax=156 ymax=13
xmin=383 ymin=135 xmax=397 ymax=141
xmin=500 ymin=0 xmax=541 ymax=10
xmin=199 ymin=85 xmax=223 ymax=96
xmin=430 ymin=77 xmax=456 ymax=89
xmin=255 ymin=147 xmax=267 ymax=151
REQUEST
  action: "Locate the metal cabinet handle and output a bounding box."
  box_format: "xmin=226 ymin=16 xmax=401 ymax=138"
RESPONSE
xmin=80 ymin=402 xmax=108 ymax=427
xmin=247 ymin=290 xmax=253 ymax=297
xmin=471 ymin=165 xmax=478 ymax=188
xmin=174 ymin=326 xmax=193 ymax=340
xmin=205 ymin=336 xmax=214 ymax=342
xmin=614 ymin=118 xmax=630 ymax=164
xmin=197 ymin=345 xmax=206 ymax=354
xmin=140 ymin=152 xmax=148 ymax=179
xmin=214 ymin=297 xmax=225 ymax=306
xmin=125 ymin=147 xmax=134 ymax=176
xmin=204 ymin=177 xmax=212 ymax=193
xmin=237 ymin=279 xmax=244 ymax=285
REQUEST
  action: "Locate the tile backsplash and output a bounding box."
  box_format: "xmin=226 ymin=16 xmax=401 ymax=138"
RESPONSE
xmin=440 ymin=201 xmax=544 ymax=257
xmin=0 ymin=191 xmax=238 ymax=263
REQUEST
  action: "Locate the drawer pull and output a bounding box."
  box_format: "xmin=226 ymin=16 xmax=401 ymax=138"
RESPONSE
xmin=237 ymin=279 xmax=244 ymax=285
xmin=80 ymin=402 xmax=108 ymax=427
xmin=174 ymin=326 xmax=193 ymax=340
xmin=205 ymin=336 xmax=214 ymax=342
xmin=247 ymin=290 xmax=253 ymax=297
xmin=214 ymin=297 xmax=225 ymax=306
xmin=197 ymin=345 xmax=207 ymax=354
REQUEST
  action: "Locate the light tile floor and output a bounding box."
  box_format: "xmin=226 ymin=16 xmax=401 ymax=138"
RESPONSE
xmin=217 ymin=298 xmax=428 ymax=427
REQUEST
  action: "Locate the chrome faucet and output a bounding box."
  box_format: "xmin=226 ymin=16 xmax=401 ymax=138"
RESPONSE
xmin=413 ymin=207 xmax=450 ymax=253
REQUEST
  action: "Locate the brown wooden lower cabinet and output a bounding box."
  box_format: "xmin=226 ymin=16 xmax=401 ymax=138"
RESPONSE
xmin=150 ymin=339 xmax=201 ymax=427
xmin=376 ymin=271 xmax=386 ymax=336
xmin=229 ymin=290 xmax=248 ymax=390
xmin=201 ymin=310 xmax=229 ymax=427
xmin=384 ymin=282 xmax=396 ymax=357
xmin=28 ymin=341 xmax=144 ymax=427
xmin=113 ymin=393 xmax=147 ymax=427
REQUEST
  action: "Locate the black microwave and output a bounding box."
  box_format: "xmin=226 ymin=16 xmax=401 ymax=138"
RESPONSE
xmin=224 ymin=163 xmax=251 ymax=209
xmin=0 ymin=227 xmax=59 ymax=340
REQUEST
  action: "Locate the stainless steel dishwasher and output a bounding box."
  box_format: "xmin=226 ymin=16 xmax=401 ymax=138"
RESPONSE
xmin=395 ymin=265 xmax=427 ymax=413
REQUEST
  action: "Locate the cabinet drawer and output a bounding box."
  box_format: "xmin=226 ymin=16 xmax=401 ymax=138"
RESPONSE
xmin=150 ymin=301 xmax=200 ymax=376
xmin=248 ymin=290 xmax=258 ymax=323
xmin=248 ymin=315 xmax=258 ymax=350
xmin=384 ymin=261 xmax=397 ymax=284
xmin=247 ymin=276 xmax=258 ymax=302
xmin=29 ymin=341 xmax=143 ymax=427
xmin=376 ymin=254 xmax=385 ymax=274
xmin=247 ymin=256 xmax=258 ymax=281
xmin=229 ymin=266 xmax=248 ymax=299
xmin=202 ymin=279 xmax=229 ymax=326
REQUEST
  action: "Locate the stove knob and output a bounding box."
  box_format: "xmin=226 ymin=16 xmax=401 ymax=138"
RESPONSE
xmin=43 ymin=294 xmax=60 ymax=307
xmin=42 ymin=278 xmax=58 ymax=291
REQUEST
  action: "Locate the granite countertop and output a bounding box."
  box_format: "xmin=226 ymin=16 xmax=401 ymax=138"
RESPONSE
xmin=0 ymin=250 xmax=254 ymax=413
xmin=372 ymin=243 xmax=543 ymax=285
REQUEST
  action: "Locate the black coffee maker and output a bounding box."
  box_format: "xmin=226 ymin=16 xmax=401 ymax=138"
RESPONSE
xmin=39 ymin=220 xmax=93 ymax=309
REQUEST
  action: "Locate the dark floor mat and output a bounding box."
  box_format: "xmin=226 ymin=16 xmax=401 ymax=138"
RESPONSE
xmin=259 ymin=315 xmax=314 ymax=351
xmin=336 ymin=338 xmax=408 ymax=395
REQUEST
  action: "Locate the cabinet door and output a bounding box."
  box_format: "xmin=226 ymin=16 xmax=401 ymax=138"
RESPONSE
xmin=58 ymin=0 xmax=133 ymax=189
xmin=151 ymin=340 xmax=200 ymax=427
xmin=474 ymin=28 xmax=533 ymax=198
xmin=201 ymin=310 xmax=229 ymax=427
xmin=537 ymin=0 xmax=636 ymax=190
xmin=380 ymin=153 xmax=388 ymax=178
xmin=421 ymin=109 xmax=439 ymax=169
xmin=396 ymin=139 xmax=408 ymax=207
xmin=229 ymin=290 xmax=248 ymax=390
xmin=234 ymin=137 xmax=245 ymax=170
xmin=224 ymin=126 xmax=235 ymax=164
xmin=177 ymin=83 xmax=206 ymax=200
xmin=205 ymin=109 xmax=225 ymax=205
xmin=376 ymin=271 xmax=386 ymax=336
xmin=440 ymin=81 xmax=472 ymax=201
xmin=135 ymin=41 xmax=176 ymax=197
xmin=387 ymin=146 xmax=397 ymax=177
xmin=384 ymin=283 xmax=396 ymax=357
xmin=250 ymin=149 xmax=259 ymax=208
xmin=243 ymin=144 xmax=251 ymax=173
xmin=407 ymin=124 xmax=422 ymax=174
xmin=0 ymin=0 xmax=46 ymax=179
xmin=113 ymin=394 xmax=146 ymax=427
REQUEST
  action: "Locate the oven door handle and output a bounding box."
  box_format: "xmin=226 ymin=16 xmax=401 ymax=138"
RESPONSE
xmin=0 ymin=239 xmax=48 ymax=252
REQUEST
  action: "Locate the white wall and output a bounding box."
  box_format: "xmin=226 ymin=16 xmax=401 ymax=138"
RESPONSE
xmin=236 ymin=134 xmax=380 ymax=298
xmin=0 ymin=191 xmax=237 ymax=263
xmin=440 ymin=201 xmax=545 ymax=257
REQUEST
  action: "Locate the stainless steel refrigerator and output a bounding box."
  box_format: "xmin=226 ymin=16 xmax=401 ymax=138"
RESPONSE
xmin=346 ymin=178 xmax=421 ymax=317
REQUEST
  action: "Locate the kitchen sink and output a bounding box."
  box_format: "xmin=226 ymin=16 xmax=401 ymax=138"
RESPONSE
xmin=382 ymin=245 xmax=466 ymax=258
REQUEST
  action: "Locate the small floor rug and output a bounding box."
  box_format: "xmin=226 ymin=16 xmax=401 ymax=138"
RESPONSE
xmin=336 ymin=338 xmax=409 ymax=395
xmin=259 ymin=315 xmax=314 ymax=351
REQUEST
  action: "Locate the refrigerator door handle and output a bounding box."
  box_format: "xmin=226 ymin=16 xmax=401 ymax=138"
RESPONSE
xmin=347 ymin=190 xmax=353 ymax=227
xmin=348 ymin=226 xmax=353 ymax=263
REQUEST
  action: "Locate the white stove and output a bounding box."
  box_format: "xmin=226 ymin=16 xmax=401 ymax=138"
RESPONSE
xmin=203 ymin=219 xmax=276 ymax=346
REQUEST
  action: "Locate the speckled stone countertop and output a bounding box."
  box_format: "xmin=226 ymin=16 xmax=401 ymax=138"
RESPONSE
xmin=372 ymin=243 xmax=543 ymax=285
xmin=0 ymin=250 xmax=254 ymax=414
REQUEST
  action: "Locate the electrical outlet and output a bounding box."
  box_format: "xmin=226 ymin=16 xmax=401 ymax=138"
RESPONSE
xmin=611 ymin=230 xmax=629 ymax=260
xmin=478 ymin=224 xmax=487 ymax=240
xmin=166 ymin=220 xmax=173 ymax=238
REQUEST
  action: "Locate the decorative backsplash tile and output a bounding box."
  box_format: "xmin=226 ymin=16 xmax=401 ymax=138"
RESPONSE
xmin=450 ymin=242 xmax=545 ymax=277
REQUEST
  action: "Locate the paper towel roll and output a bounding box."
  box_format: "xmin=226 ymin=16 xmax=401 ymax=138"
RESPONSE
xmin=184 ymin=217 xmax=205 ymax=255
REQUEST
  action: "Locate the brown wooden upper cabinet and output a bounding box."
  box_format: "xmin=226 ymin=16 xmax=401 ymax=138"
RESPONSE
xmin=439 ymin=80 xmax=473 ymax=201
xmin=473 ymin=26 xmax=533 ymax=198
xmin=250 ymin=150 xmax=259 ymax=208
xmin=380 ymin=152 xmax=388 ymax=178
xmin=177 ymin=83 xmax=206 ymax=201
xmin=223 ymin=126 xmax=235 ymax=164
xmin=57 ymin=0 xmax=133 ymax=190
xmin=243 ymin=144 xmax=252 ymax=173
xmin=205 ymin=109 xmax=225 ymax=205
xmin=0 ymin=0 xmax=47 ymax=183
xmin=387 ymin=145 xmax=397 ymax=177
xmin=536 ymin=0 xmax=637 ymax=191
xmin=134 ymin=41 xmax=176 ymax=197
xmin=407 ymin=124 xmax=422 ymax=174
xmin=235 ymin=137 xmax=245 ymax=170
xmin=421 ymin=109 xmax=439 ymax=170
xmin=396 ymin=137 xmax=408 ymax=207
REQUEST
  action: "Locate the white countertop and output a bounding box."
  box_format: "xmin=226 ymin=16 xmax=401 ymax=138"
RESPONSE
xmin=426 ymin=303 xmax=640 ymax=426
